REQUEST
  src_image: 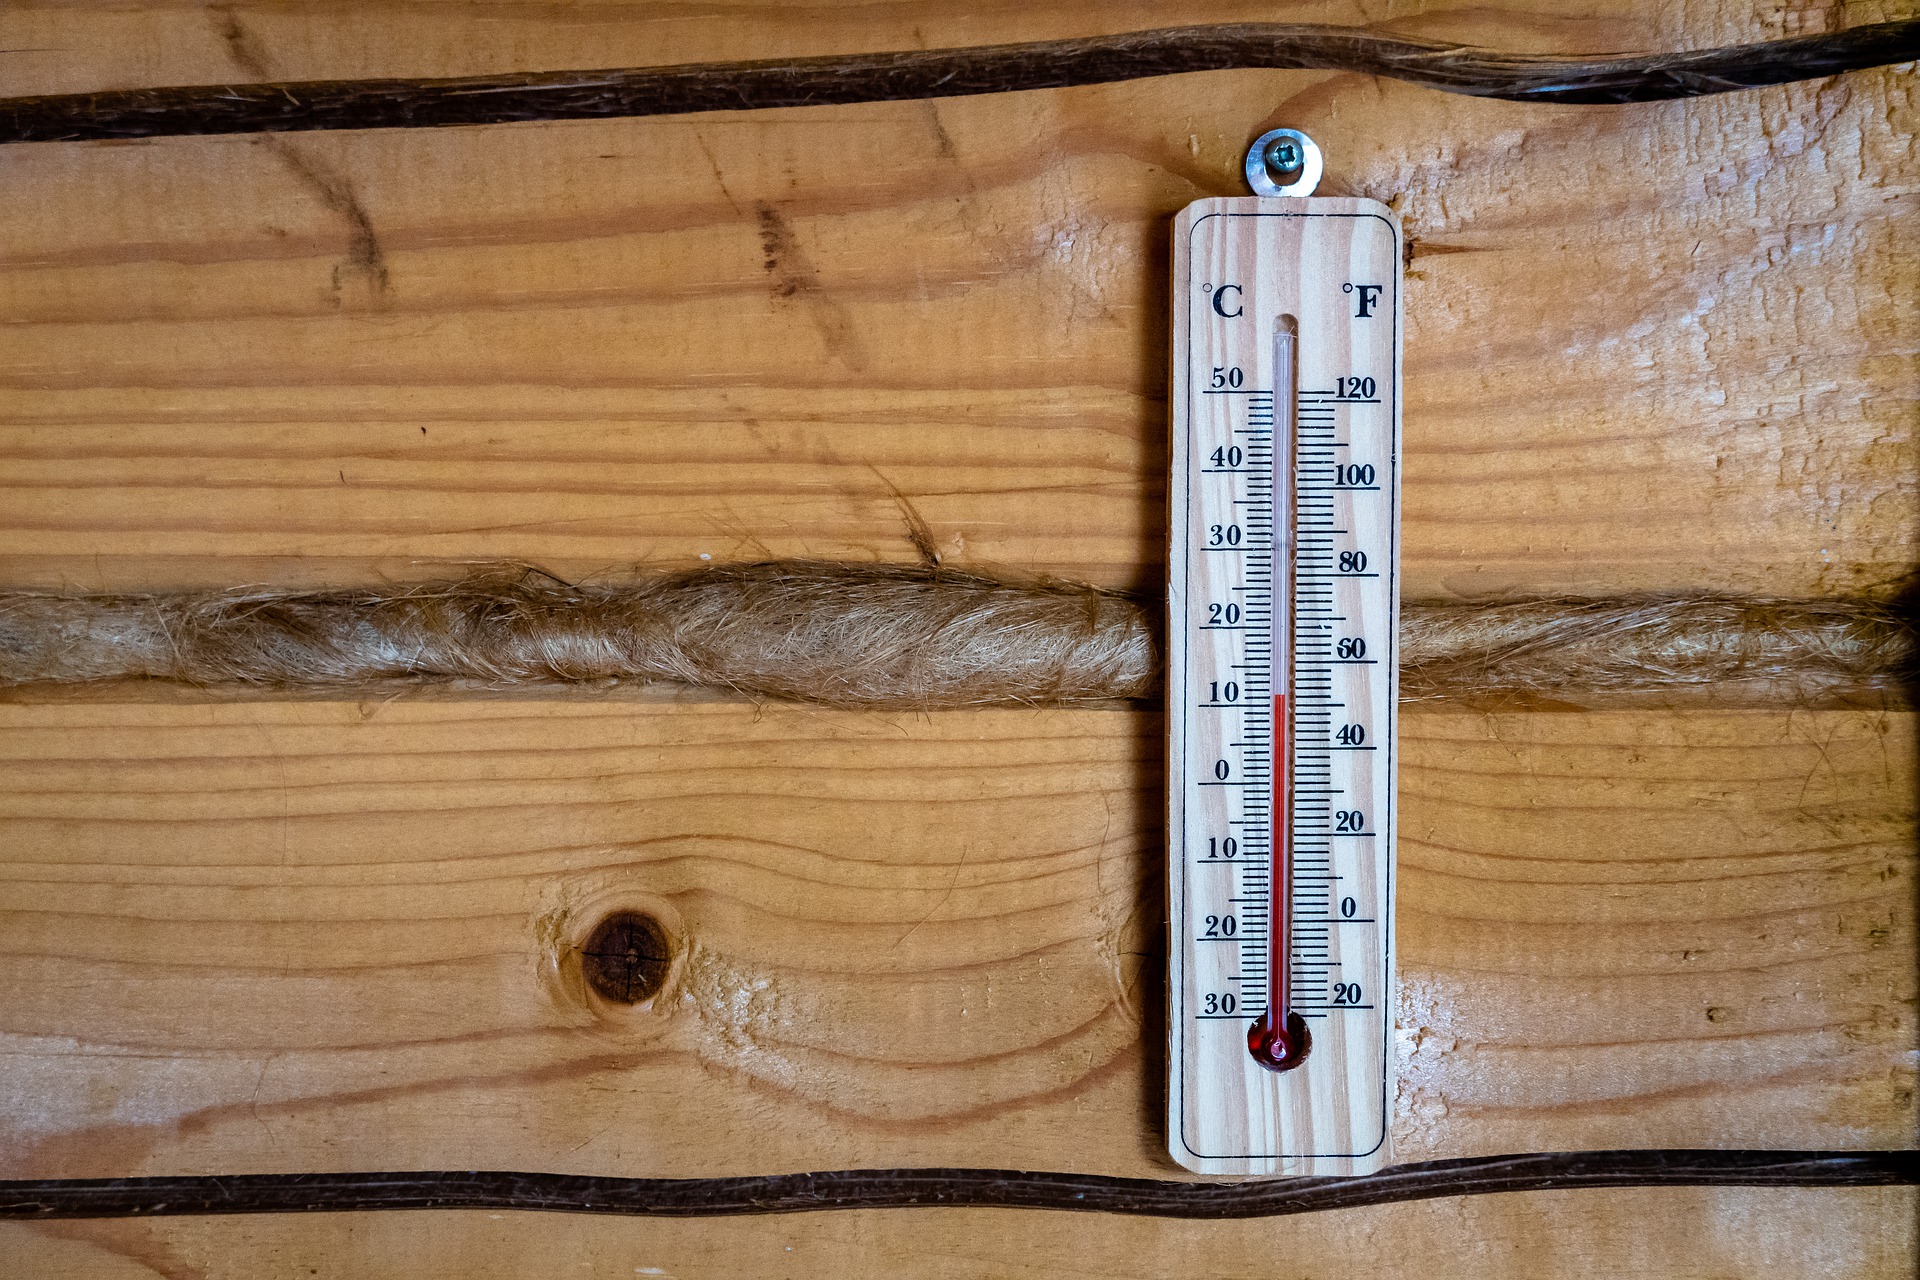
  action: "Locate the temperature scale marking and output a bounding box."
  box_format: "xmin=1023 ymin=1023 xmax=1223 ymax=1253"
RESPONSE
xmin=1168 ymin=201 xmax=1402 ymax=1176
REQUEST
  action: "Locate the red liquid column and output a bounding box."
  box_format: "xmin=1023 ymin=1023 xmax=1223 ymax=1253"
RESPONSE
xmin=1249 ymin=315 xmax=1310 ymax=1072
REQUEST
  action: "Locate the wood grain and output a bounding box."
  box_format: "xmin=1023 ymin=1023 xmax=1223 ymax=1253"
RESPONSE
xmin=0 ymin=0 xmax=1913 ymax=1273
xmin=0 ymin=701 xmax=1908 ymax=1182
xmin=0 ymin=5 xmax=1911 ymax=597
xmin=5 ymin=1186 xmax=1913 ymax=1279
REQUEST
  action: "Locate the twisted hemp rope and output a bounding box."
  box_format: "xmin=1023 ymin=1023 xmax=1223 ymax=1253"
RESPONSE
xmin=1 ymin=562 xmax=1909 ymax=708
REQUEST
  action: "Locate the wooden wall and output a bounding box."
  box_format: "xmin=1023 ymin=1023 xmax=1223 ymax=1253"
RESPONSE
xmin=0 ymin=0 xmax=1913 ymax=1274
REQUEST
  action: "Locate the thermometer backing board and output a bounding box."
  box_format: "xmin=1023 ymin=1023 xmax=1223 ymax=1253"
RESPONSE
xmin=1167 ymin=198 xmax=1402 ymax=1176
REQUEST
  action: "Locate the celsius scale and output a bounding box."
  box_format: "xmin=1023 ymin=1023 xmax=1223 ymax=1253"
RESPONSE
xmin=1167 ymin=130 xmax=1402 ymax=1176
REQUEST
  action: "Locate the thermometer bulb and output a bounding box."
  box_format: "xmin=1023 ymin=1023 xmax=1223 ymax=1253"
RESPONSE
xmin=1248 ymin=1008 xmax=1312 ymax=1071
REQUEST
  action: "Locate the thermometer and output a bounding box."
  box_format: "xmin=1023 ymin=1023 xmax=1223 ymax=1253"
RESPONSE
xmin=1167 ymin=131 xmax=1402 ymax=1176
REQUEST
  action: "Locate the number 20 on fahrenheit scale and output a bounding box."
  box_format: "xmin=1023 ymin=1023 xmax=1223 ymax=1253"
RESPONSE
xmin=1167 ymin=199 xmax=1402 ymax=1176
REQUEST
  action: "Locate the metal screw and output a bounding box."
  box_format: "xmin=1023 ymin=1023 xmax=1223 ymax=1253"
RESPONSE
xmin=1265 ymin=137 xmax=1304 ymax=175
xmin=1245 ymin=128 xmax=1322 ymax=197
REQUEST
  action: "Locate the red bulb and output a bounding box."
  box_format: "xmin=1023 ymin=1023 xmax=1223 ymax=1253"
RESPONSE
xmin=1248 ymin=1009 xmax=1312 ymax=1072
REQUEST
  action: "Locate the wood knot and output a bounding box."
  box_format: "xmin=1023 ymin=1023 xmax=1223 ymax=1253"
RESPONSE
xmin=579 ymin=911 xmax=673 ymax=1005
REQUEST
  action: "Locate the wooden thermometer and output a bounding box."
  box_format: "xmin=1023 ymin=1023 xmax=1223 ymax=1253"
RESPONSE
xmin=1167 ymin=131 xmax=1402 ymax=1176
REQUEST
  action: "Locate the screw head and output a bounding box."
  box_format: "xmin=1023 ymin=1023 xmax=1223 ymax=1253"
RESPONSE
xmin=1265 ymin=138 xmax=1304 ymax=174
xmin=1245 ymin=128 xmax=1322 ymax=197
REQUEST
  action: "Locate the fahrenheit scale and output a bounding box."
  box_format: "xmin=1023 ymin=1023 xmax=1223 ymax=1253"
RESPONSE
xmin=1167 ymin=131 xmax=1402 ymax=1176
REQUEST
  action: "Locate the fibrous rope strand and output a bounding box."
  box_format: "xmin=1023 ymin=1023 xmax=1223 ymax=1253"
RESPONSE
xmin=0 ymin=562 xmax=1909 ymax=707
xmin=1 ymin=21 xmax=1916 ymax=144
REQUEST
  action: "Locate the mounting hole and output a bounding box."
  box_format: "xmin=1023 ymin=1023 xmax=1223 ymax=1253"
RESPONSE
xmin=579 ymin=911 xmax=674 ymax=1005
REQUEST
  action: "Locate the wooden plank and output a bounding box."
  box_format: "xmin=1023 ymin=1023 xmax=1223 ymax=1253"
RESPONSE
xmin=0 ymin=702 xmax=1908 ymax=1180
xmin=0 ymin=2 xmax=1885 ymax=97
xmin=0 ymin=2 xmax=1839 ymax=98
xmin=4 ymin=1188 xmax=1917 ymax=1278
xmin=0 ymin=7 xmax=1910 ymax=596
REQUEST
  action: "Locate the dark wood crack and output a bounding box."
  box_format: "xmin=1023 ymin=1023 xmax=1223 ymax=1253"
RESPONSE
xmin=2 ymin=21 xmax=1916 ymax=145
xmin=1 ymin=1150 xmax=1912 ymax=1220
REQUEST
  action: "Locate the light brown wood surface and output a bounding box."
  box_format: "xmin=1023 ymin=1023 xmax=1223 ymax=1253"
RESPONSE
xmin=1 ymin=2 xmax=1912 ymax=597
xmin=6 ymin=1187 xmax=1917 ymax=1279
xmin=0 ymin=704 xmax=1911 ymax=1248
xmin=0 ymin=0 xmax=1914 ymax=1275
